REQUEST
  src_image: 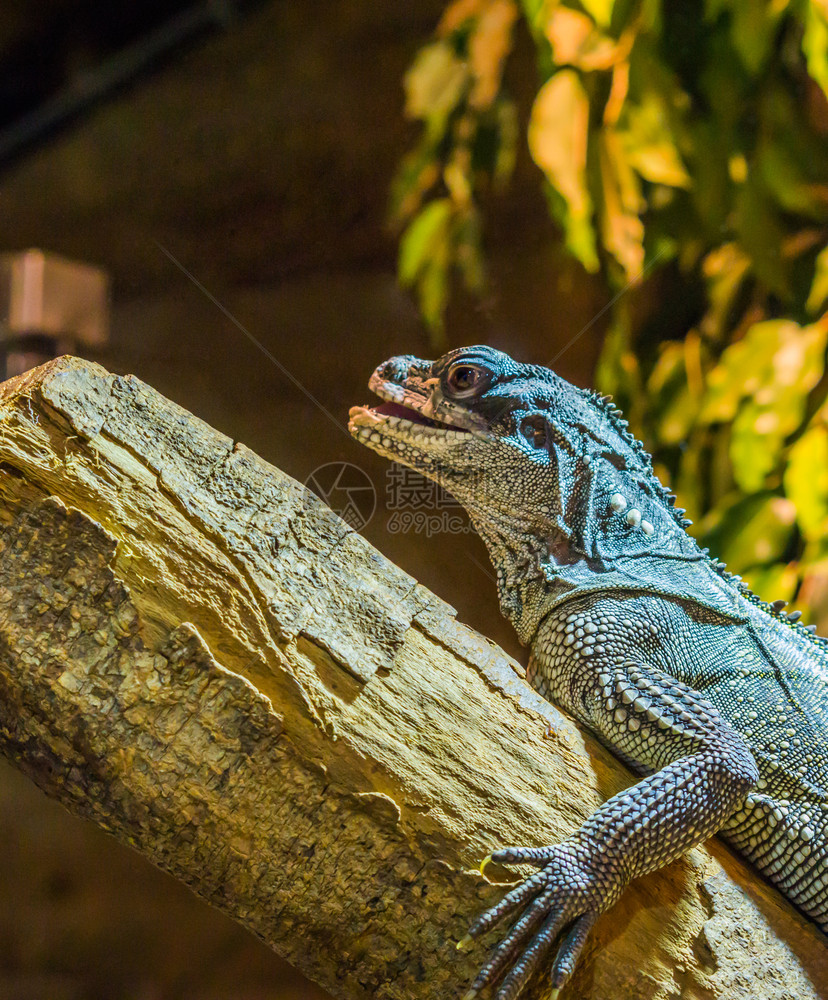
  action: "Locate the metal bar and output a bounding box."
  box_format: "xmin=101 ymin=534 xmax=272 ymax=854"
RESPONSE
xmin=0 ymin=1 xmax=238 ymax=167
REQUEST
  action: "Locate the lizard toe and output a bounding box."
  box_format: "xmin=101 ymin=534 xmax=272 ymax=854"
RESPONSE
xmin=464 ymin=842 xmax=613 ymax=999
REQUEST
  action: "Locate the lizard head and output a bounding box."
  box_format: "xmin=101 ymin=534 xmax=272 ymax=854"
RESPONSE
xmin=348 ymin=345 xmax=558 ymax=527
xmin=349 ymin=345 xmax=691 ymax=637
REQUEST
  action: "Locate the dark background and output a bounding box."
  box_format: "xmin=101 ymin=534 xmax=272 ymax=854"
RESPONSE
xmin=0 ymin=3 xmax=607 ymax=997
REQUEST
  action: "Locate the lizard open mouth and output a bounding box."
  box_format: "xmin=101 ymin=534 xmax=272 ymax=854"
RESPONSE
xmin=348 ymin=400 xmax=465 ymax=434
xmin=365 ymin=400 xmax=457 ymax=429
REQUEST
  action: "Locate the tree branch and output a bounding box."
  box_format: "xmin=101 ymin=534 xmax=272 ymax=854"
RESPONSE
xmin=0 ymin=357 xmax=824 ymax=999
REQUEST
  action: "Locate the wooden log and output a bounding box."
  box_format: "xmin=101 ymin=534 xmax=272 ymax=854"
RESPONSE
xmin=0 ymin=357 xmax=824 ymax=1000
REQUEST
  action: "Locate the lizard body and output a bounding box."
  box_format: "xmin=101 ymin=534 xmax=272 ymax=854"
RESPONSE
xmin=348 ymin=345 xmax=827 ymax=998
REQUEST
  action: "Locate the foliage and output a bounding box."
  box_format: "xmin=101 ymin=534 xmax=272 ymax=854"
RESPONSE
xmin=393 ymin=0 xmax=828 ymax=617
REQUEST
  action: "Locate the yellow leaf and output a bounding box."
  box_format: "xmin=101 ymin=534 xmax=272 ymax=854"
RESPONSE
xmin=803 ymin=1 xmax=828 ymax=99
xmin=599 ymin=129 xmax=644 ymax=279
xmin=807 ymin=243 xmax=828 ymax=314
xmin=621 ymin=93 xmax=691 ymax=188
xmin=469 ymin=0 xmax=518 ymax=108
xmin=438 ymin=0 xmax=487 ymax=35
xmin=529 ymin=70 xmax=599 ymax=270
xmin=579 ymin=0 xmax=616 ymax=28
xmin=544 ymin=7 xmax=619 ymax=70
xmin=700 ymin=243 xmax=751 ymax=338
xmin=404 ymin=42 xmax=468 ymax=121
xmin=785 ymin=425 xmax=828 ymax=541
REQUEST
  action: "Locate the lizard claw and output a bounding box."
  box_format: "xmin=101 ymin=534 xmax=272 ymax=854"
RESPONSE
xmin=462 ymin=841 xmax=613 ymax=999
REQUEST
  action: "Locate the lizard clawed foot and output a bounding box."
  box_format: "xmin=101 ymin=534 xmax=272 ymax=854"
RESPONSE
xmin=463 ymin=842 xmax=612 ymax=999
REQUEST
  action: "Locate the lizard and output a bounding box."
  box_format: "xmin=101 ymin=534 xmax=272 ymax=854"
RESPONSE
xmin=347 ymin=344 xmax=828 ymax=1000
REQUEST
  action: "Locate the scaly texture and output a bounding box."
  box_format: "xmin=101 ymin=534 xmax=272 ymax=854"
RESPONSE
xmin=350 ymin=345 xmax=828 ymax=999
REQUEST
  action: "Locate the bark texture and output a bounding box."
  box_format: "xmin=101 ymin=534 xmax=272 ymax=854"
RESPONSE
xmin=0 ymin=357 xmax=824 ymax=1000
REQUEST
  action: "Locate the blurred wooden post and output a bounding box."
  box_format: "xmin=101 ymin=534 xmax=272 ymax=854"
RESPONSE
xmin=0 ymin=357 xmax=824 ymax=1000
xmin=0 ymin=250 xmax=109 ymax=377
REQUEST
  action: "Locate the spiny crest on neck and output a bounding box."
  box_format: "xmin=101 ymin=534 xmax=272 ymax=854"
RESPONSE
xmin=578 ymin=385 xmax=693 ymax=533
xmin=582 ymin=388 xmax=828 ymax=649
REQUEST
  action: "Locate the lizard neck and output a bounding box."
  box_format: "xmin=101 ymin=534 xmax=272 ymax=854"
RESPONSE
xmin=465 ymin=449 xmax=701 ymax=644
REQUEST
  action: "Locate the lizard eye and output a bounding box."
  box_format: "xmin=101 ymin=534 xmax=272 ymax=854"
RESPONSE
xmin=445 ymin=362 xmax=491 ymax=398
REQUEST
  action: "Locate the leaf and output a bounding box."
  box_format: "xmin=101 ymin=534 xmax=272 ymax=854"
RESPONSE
xmin=701 ymin=492 xmax=795 ymax=569
xmin=398 ymin=199 xmax=453 ymax=286
xmin=719 ymin=320 xmax=828 ymax=491
xmin=398 ymin=199 xmax=455 ymax=338
xmin=701 ymin=317 xmax=827 ymax=421
xmin=403 ymin=42 xmax=468 ymax=122
xmin=594 ymin=306 xmax=643 ymax=414
xmin=544 ymin=7 xmax=619 ymax=70
xmin=389 ymin=141 xmax=442 ymax=224
xmin=518 ymin=0 xmax=548 ymax=33
xmin=492 ymin=97 xmax=519 ymax=184
xmin=730 ymin=401 xmax=787 ymax=492
xmin=580 ymin=0 xmax=616 ymax=28
xmin=743 ymin=562 xmax=799 ymax=605
xmin=723 ymin=0 xmax=788 ymax=74
xmin=807 ymin=243 xmax=828 ymax=314
xmin=700 ymin=243 xmax=751 ymax=339
xmin=803 ymin=0 xmax=828 ymax=99
xmin=528 ymin=70 xmax=599 ymax=271
xmin=598 ymin=129 xmax=645 ymax=279
xmin=621 ymin=93 xmax=691 ymax=188
xmin=419 ymin=250 xmax=450 ymax=338
xmin=468 ymin=0 xmax=518 ymax=109
xmin=759 ymin=138 xmax=828 ymax=220
xmin=785 ymin=424 xmax=828 ymax=541
xmin=700 ymin=327 xmax=776 ymax=424
xmin=646 ymin=342 xmax=694 ymax=444
xmin=438 ymin=0 xmax=487 ymax=35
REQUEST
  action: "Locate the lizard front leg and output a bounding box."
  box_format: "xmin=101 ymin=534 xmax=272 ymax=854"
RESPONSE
xmin=460 ymin=658 xmax=760 ymax=1000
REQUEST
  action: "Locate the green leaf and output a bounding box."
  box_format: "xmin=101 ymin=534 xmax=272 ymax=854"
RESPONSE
xmin=730 ymin=401 xmax=786 ymax=492
xmin=701 ymin=492 xmax=795 ymax=570
xmin=722 ymin=0 xmax=788 ymax=74
xmin=528 ymin=70 xmax=599 ymax=272
xmin=419 ymin=252 xmax=450 ymax=337
xmin=594 ymin=306 xmax=643 ymax=417
xmin=723 ymin=320 xmax=828 ymax=491
xmin=519 ymin=0 xmax=549 ymax=34
xmin=743 ymin=562 xmax=799 ymax=605
xmin=646 ymin=342 xmax=694 ymax=444
xmin=785 ymin=424 xmax=828 ymax=541
xmin=398 ymin=199 xmax=453 ymax=287
xmin=806 ymin=243 xmax=828 ymax=314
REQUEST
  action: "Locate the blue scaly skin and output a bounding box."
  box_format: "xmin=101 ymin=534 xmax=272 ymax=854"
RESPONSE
xmin=348 ymin=345 xmax=828 ymax=999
